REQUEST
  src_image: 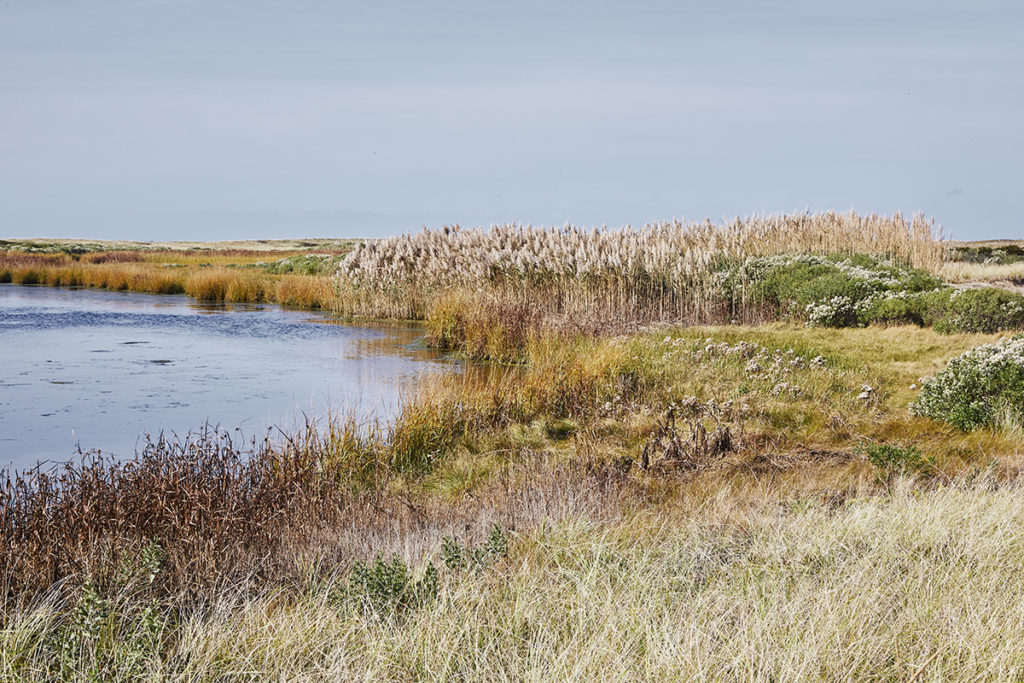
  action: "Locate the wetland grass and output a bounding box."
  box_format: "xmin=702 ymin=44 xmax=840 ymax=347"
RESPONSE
xmin=0 ymin=249 xmax=343 ymax=308
xmin=10 ymin=216 xmax=1024 ymax=679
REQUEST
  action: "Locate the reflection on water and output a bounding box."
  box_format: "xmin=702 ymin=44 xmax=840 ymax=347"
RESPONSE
xmin=0 ymin=285 xmax=453 ymax=469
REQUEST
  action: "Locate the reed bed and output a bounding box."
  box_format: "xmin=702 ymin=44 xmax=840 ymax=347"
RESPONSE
xmin=0 ymin=425 xmax=358 ymax=598
xmin=336 ymin=211 xmax=944 ymax=326
xmin=0 ymin=253 xmax=338 ymax=308
xmin=0 ymin=421 xmax=632 ymax=604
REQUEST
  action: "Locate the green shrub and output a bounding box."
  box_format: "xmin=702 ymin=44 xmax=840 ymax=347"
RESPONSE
xmin=341 ymin=525 xmax=510 ymax=620
xmin=721 ymin=254 xmax=946 ymax=328
xmin=950 ymin=245 xmax=1024 ymax=265
xmin=440 ymin=524 xmax=510 ymax=571
xmin=861 ymin=290 xmax=951 ymax=327
xmin=863 ymin=443 xmax=930 ymax=476
xmin=932 ymin=289 xmax=1024 ymax=334
xmin=913 ymin=335 xmax=1024 ymax=430
xmin=343 ymin=555 xmax=439 ymax=619
xmin=42 ymin=546 xmax=169 ymax=680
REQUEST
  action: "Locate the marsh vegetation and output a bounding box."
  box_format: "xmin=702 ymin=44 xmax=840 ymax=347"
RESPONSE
xmin=5 ymin=214 xmax=1024 ymax=680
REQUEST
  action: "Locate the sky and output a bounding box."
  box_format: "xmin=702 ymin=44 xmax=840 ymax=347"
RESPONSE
xmin=1 ymin=1 xmax=1021 ymax=241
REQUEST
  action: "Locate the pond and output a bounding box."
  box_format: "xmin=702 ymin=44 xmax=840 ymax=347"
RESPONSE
xmin=0 ymin=284 xmax=452 ymax=470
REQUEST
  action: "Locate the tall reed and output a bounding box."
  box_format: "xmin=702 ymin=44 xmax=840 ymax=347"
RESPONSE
xmin=336 ymin=212 xmax=944 ymax=326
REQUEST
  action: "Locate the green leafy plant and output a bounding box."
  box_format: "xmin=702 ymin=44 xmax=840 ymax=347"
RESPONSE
xmin=440 ymin=523 xmax=510 ymax=572
xmin=344 ymin=555 xmax=439 ymax=619
xmin=862 ymin=443 xmax=931 ymax=476
xmin=913 ymin=335 xmax=1024 ymax=430
xmin=932 ymin=289 xmax=1024 ymax=334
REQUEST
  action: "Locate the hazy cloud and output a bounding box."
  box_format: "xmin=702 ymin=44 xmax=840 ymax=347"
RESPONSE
xmin=1 ymin=0 xmax=1021 ymax=240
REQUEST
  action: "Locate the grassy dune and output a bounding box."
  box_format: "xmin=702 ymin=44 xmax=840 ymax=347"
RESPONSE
xmin=65 ymin=483 xmax=1023 ymax=680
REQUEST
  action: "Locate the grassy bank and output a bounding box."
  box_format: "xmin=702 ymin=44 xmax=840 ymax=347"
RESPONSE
xmin=5 ymin=322 xmax=1024 ymax=679
xmin=10 ymin=482 xmax=1019 ymax=680
xmin=7 ymin=217 xmax=1024 ymax=679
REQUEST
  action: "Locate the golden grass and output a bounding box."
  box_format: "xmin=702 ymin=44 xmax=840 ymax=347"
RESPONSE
xmin=0 ymin=252 xmax=341 ymax=308
xmin=9 ymin=477 xmax=1024 ymax=680
xmin=274 ymin=275 xmax=336 ymax=309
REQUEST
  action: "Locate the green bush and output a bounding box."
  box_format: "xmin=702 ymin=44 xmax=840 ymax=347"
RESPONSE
xmin=341 ymin=525 xmax=510 ymax=620
xmin=863 ymin=443 xmax=930 ymax=476
xmin=343 ymin=555 xmax=439 ymax=619
xmin=950 ymin=245 xmax=1024 ymax=265
xmin=40 ymin=543 xmax=169 ymax=680
xmin=440 ymin=524 xmax=510 ymax=571
xmin=721 ymin=254 xmax=947 ymax=328
xmin=913 ymin=335 xmax=1024 ymax=430
xmin=932 ymin=289 xmax=1024 ymax=334
xmin=860 ymin=290 xmax=951 ymax=327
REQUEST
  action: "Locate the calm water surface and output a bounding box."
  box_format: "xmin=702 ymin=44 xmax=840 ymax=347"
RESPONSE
xmin=0 ymin=285 xmax=451 ymax=469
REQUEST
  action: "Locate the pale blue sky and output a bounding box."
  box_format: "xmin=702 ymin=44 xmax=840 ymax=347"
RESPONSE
xmin=1 ymin=1 xmax=1021 ymax=240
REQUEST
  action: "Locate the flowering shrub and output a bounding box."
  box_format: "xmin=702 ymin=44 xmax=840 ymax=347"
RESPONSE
xmin=805 ymin=295 xmax=872 ymax=327
xmin=725 ymin=254 xmax=1024 ymax=333
xmin=913 ymin=336 xmax=1024 ymax=430
xmin=719 ymin=253 xmax=947 ymax=328
xmin=933 ymin=289 xmax=1024 ymax=334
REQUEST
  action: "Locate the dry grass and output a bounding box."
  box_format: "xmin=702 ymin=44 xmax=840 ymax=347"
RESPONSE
xmin=940 ymin=260 xmax=1024 ymax=284
xmin=337 ymin=212 xmax=943 ymax=323
xmin=8 ymin=475 xmax=1024 ymax=680
xmin=3 ymin=319 xmax=1024 ymax=679
xmin=0 ymin=251 xmax=342 ymax=308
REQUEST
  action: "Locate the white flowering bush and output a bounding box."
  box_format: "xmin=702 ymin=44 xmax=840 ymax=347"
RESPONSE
xmin=913 ymin=335 xmax=1024 ymax=430
xmin=932 ymin=288 xmax=1024 ymax=334
xmin=805 ymin=296 xmax=873 ymax=327
xmin=717 ymin=253 xmax=947 ymax=328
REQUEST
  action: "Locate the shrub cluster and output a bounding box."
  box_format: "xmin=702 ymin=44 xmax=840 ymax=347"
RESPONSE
xmin=950 ymin=244 xmax=1024 ymax=266
xmin=861 ymin=443 xmax=933 ymax=483
xmin=913 ymin=335 xmax=1024 ymax=431
xmin=338 ymin=524 xmax=510 ymax=620
xmin=720 ymin=254 xmax=1024 ymax=333
xmin=262 ymin=253 xmax=345 ymax=276
xmin=719 ymin=254 xmax=945 ymax=327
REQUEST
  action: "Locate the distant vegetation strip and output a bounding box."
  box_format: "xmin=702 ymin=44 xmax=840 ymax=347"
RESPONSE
xmin=0 ymin=250 xmax=346 ymax=309
xmin=331 ymin=212 xmax=1024 ymax=359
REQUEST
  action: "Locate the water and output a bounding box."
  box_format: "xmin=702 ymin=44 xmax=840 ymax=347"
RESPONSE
xmin=0 ymin=285 xmax=451 ymax=469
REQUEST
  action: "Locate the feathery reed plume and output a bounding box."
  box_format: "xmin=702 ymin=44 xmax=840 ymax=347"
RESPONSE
xmin=334 ymin=211 xmax=944 ymax=330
